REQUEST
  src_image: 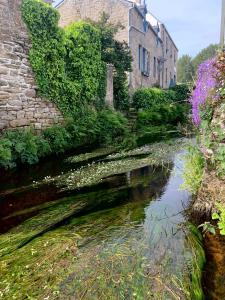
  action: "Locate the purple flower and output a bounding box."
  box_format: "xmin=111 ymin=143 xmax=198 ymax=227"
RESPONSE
xmin=190 ymin=58 xmax=217 ymax=125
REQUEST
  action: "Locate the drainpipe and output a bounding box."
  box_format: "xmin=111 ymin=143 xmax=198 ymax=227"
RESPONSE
xmin=220 ymin=0 xmax=225 ymax=50
xmin=128 ymin=4 xmax=134 ymax=88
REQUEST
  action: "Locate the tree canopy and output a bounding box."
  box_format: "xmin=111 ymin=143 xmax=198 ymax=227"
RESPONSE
xmin=177 ymin=44 xmax=219 ymax=84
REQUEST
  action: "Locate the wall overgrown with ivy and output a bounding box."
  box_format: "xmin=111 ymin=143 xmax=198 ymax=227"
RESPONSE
xmin=21 ymin=0 xmax=107 ymax=118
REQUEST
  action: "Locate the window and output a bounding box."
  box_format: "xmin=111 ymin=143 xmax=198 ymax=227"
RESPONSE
xmin=153 ymin=57 xmax=156 ymax=77
xmin=166 ymin=37 xmax=168 ymax=54
xmin=138 ymin=45 xmax=142 ymax=70
xmin=138 ymin=45 xmax=150 ymax=76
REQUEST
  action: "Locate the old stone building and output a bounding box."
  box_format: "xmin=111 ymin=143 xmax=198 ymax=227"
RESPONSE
xmin=0 ymin=0 xmax=63 ymax=130
xmin=53 ymin=0 xmax=178 ymax=91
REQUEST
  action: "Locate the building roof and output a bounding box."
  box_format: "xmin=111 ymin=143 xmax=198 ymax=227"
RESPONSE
xmin=146 ymin=12 xmax=178 ymax=51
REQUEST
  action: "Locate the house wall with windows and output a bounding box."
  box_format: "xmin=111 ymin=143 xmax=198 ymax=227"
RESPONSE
xmin=54 ymin=0 xmax=178 ymax=91
xmin=159 ymin=24 xmax=178 ymax=88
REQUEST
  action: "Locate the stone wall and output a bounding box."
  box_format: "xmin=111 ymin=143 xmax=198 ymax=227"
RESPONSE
xmin=0 ymin=0 xmax=63 ymax=131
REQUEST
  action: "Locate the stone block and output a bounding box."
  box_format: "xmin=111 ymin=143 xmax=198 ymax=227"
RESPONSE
xmin=34 ymin=123 xmax=42 ymax=130
xmin=0 ymin=122 xmax=7 ymax=130
xmin=10 ymin=119 xmax=29 ymax=127
xmin=16 ymin=111 xmax=25 ymax=118
xmin=25 ymin=111 xmax=34 ymax=118
xmin=25 ymin=89 xmax=36 ymax=98
xmin=8 ymin=100 xmax=23 ymax=106
xmin=0 ymin=79 xmax=8 ymax=87
xmin=0 ymin=66 xmax=8 ymax=75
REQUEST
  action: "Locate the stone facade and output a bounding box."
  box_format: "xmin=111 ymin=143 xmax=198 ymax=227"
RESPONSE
xmin=54 ymin=0 xmax=178 ymax=91
xmin=0 ymin=0 xmax=63 ymax=131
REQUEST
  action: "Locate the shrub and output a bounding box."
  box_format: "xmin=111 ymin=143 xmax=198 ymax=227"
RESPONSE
xmin=133 ymin=85 xmax=190 ymax=111
xmin=169 ymin=84 xmax=190 ymax=101
xmin=132 ymin=88 xmax=168 ymax=110
xmin=137 ymin=125 xmax=176 ymax=145
xmin=0 ymin=138 xmax=13 ymax=169
xmin=43 ymin=126 xmax=71 ymax=153
xmin=97 ymin=109 xmax=129 ymax=145
xmin=3 ymin=129 xmax=40 ymax=165
xmin=137 ymin=103 xmax=188 ymax=128
xmin=0 ymin=109 xmax=132 ymax=169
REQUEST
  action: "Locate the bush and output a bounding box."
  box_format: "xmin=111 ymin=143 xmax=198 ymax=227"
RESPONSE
xmin=132 ymin=85 xmax=190 ymax=111
xmin=0 ymin=109 xmax=131 ymax=169
xmin=137 ymin=103 xmax=189 ymax=128
xmin=43 ymin=126 xmax=71 ymax=153
xmin=137 ymin=125 xmax=176 ymax=145
xmin=97 ymin=110 xmax=129 ymax=145
xmin=169 ymin=84 xmax=190 ymax=101
xmin=132 ymin=88 xmax=169 ymax=110
xmin=0 ymin=138 xmax=13 ymax=169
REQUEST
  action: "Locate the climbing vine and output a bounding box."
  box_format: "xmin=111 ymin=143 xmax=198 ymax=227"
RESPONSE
xmin=21 ymin=0 xmax=106 ymax=118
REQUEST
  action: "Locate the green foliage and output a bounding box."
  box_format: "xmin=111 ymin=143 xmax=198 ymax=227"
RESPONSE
xmin=169 ymin=84 xmax=190 ymax=101
xmin=137 ymin=125 xmax=177 ymax=145
xmin=21 ymin=0 xmax=106 ymax=118
xmin=132 ymin=86 xmax=190 ymax=111
xmin=177 ymin=55 xmax=194 ymax=84
xmin=177 ymin=45 xmax=219 ymax=84
xmin=137 ymin=103 xmax=188 ymax=127
xmin=132 ymin=88 xmax=170 ymax=110
xmin=97 ymin=110 xmax=129 ymax=145
xmin=212 ymin=204 xmax=225 ymax=235
xmin=192 ymin=44 xmax=219 ymax=73
xmin=132 ymin=86 xmax=190 ymax=144
xmin=0 ymin=110 xmax=130 ymax=169
xmin=64 ymin=22 xmax=106 ymax=109
xmin=181 ymin=145 xmax=205 ymax=194
xmin=0 ymin=138 xmax=13 ymax=168
xmin=90 ymin=13 xmax=132 ymax=111
xmin=198 ymin=222 xmax=216 ymax=236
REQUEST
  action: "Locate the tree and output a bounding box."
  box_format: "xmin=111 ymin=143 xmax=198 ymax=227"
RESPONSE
xmin=90 ymin=13 xmax=133 ymax=111
xmin=192 ymin=44 xmax=219 ymax=73
xmin=177 ymin=55 xmax=194 ymax=83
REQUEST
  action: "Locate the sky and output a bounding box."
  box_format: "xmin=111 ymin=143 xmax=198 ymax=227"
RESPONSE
xmin=147 ymin=0 xmax=221 ymax=58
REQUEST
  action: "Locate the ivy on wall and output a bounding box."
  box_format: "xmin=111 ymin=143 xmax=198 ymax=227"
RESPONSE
xmin=21 ymin=0 xmax=106 ymax=118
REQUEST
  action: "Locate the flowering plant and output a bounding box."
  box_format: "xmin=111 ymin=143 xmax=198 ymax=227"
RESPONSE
xmin=190 ymin=58 xmax=218 ymax=125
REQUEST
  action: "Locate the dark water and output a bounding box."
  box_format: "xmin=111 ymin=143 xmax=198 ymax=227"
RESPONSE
xmin=0 ymin=147 xmax=205 ymax=299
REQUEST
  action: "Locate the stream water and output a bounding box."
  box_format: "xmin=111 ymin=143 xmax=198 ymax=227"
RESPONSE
xmin=0 ymin=141 xmax=207 ymax=299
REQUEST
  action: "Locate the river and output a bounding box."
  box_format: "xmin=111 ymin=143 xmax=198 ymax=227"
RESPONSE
xmin=0 ymin=139 xmax=207 ymax=299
